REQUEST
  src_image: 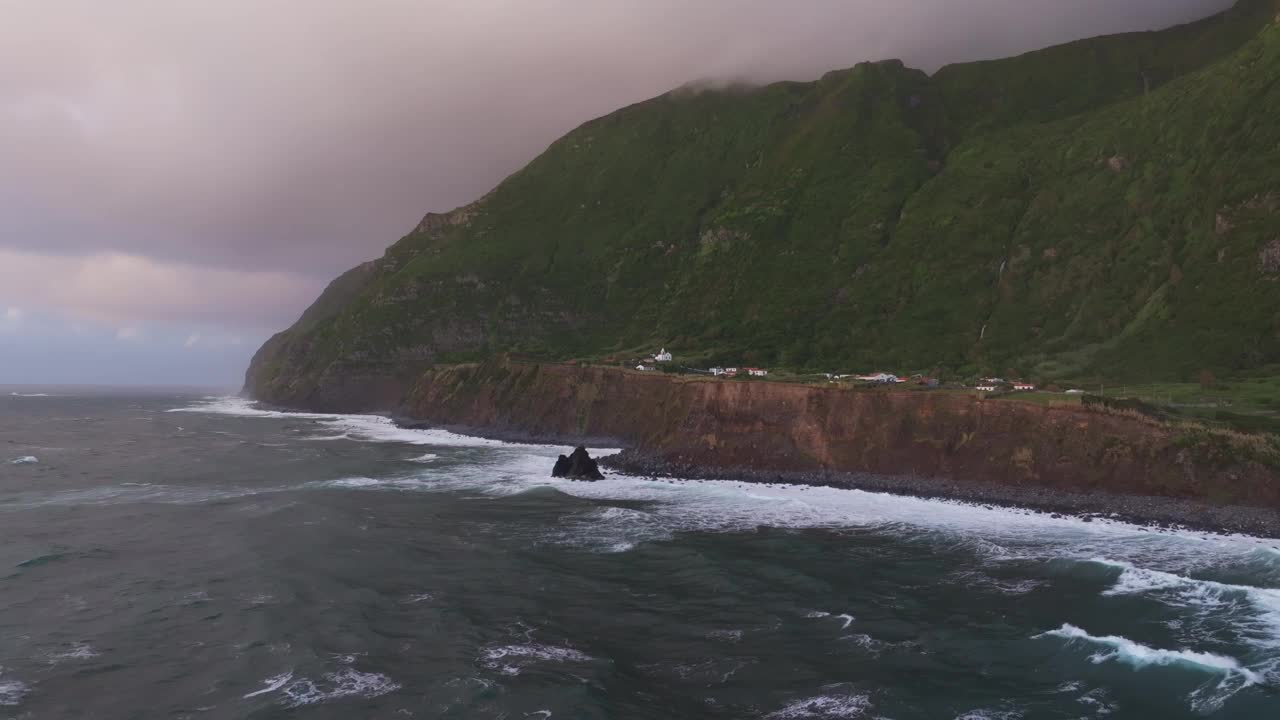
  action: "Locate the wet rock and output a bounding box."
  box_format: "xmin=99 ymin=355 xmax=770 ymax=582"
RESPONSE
xmin=552 ymin=446 xmax=604 ymax=481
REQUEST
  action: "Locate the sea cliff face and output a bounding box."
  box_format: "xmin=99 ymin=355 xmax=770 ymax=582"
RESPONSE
xmin=385 ymin=361 xmax=1276 ymax=510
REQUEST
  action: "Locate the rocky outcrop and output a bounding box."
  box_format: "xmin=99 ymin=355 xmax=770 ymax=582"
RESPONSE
xmin=551 ymin=447 xmax=604 ymax=480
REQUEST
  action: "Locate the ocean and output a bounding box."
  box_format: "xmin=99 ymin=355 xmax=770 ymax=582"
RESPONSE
xmin=2 ymin=389 xmax=1279 ymax=719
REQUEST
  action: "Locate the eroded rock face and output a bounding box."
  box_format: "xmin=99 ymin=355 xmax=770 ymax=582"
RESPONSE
xmin=552 ymin=446 xmax=604 ymax=481
xmin=401 ymin=361 xmax=1280 ymax=509
xmin=1260 ymin=239 xmax=1280 ymax=273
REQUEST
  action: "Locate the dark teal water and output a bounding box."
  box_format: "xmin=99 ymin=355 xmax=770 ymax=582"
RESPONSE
xmin=3 ymin=391 xmax=1280 ymax=719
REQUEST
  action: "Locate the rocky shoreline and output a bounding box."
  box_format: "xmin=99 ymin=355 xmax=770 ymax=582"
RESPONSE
xmin=386 ymin=414 xmax=1280 ymax=538
xmin=599 ymin=449 xmax=1280 ymax=539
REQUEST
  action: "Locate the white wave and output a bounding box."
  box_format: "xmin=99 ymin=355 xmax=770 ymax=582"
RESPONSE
xmin=9 ymin=392 xmax=51 ymax=397
xmin=9 ymin=456 xmax=37 ymax=465
xmin=0 ymin=668 xmax=28 ymax=706
xmin=327 ymin=477 xmax=381 ymax=488
xmin=244 ymin=671 xmax=294 ymax=698
xmin=805 ymin=610 xmax=831 ymax=619
xmin=1076 ymin=688 xmax=1117 ymax=716
xmin=950 ymin=569 xmax=1044 ymax=595
xmin=1035 ymin=624 xmax=1261 ymax=684
xmin=408 ymin=453 xmax=438 ymax=463
xmin=767 ymin=693 xmax=871 ymax=718
xmin=706 ymin=629 xmax=744 ymax=643
xmin=479 ymin=644 xmax=593 ymax=676
xmin=168 ymin=396 xmax=620 ymax=453
xmin=843 ymin=634 xmax=885 ymax=654
xmin=1088 ymin=558 xmax=1280 ymax=648
xmin=46 ymin=642 xmax=99 ymax=663
xmin=525 ymin=711 xmax=552 ymax=719
xmin=402 ymin=592 xmax=434 ymax=604
xmin=955 ymin=710 xmax=1023 ymax=720
xmin=835 ymin=614 xmax=855 ymax=630
xmin=303 ymin=433 xmax=352 ymax=442
xmin=278 ymin=667 xmax=399 ymax=707
xmin=545 ymin=505 xmax=674 ymax=553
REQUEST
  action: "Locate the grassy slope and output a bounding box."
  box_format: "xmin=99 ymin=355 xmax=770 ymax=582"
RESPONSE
xmin=249 ymin=0 xmax=1280 ymax=398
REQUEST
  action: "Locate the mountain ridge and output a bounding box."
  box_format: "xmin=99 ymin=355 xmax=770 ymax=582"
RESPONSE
xmin=246 ymin=0 xmax=1280 ymax=408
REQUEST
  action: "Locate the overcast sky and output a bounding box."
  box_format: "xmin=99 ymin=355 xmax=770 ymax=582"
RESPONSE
xmin=0 ymin=0 xmax=1233 ymax=386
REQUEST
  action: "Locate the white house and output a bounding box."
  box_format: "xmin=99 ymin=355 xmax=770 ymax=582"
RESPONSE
xmin=975 ymin=384 xmax=997 ymax=392
xmin=710 ymin=367 xmax=725 ymax=376
xmin=1065 ymin=388 xmax=1085 ymax=394
xmin=1012 ymin=382 xmax=1036 ymax=391
xmin=636 ymin=364 xmax=655 ymax=372
xmin=856 ymin=372 xmax=899 ymax=384
xmin=655 ymin=348 xmax=673 ymax=362
xmin=745 ymin=368 xmax=769 ymax=377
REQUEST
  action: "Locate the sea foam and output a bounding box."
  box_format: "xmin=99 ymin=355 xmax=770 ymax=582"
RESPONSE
xmin=0 ymin=667 xmax=28 ymax=706
xmin=276 ymin=668 xmax=399 ymax=707
xmin=9 ymin=456 xmax=37 ymax=465
xmin=767 ymin=692 xmax=871 ymax=719
xmin=46 ymin=642 xmax=99 ymax=663
xmin=478 ymin=644 xmax=593 ymax=676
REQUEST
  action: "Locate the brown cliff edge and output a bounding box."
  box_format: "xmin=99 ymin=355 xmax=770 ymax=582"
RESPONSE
xmin=251 ymin=358 xmax=1280 ymax=536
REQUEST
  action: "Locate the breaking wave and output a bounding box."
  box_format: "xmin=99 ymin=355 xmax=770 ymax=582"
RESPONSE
xmin=1036 ymin=623 xmax=1260 ymax=682
xmin=168 ymin=397 xmax=617 ymax=453
xmin=1086 ymin=558 xmax=1280 ymax=649
xmin=243 ymin=671 xmax=293 ymax=699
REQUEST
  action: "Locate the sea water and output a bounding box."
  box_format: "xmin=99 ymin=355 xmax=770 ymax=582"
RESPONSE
xmin=2 ymin=389 xmax=1279 ymax=718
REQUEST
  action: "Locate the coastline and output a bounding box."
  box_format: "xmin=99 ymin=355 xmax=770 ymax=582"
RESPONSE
xmin=384 ymin=414 xmax=1280 ymax=539
xmin=600 ymin=450 xmax=1280 ymax=539
xmin=244 ymin=355 xmax=1280 ymax=539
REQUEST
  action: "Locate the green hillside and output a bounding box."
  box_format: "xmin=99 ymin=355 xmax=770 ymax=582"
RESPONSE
xmin=248 ymin=0 xmax=1280 ymax=400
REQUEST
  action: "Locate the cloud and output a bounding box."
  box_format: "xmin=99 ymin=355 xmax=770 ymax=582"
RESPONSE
xmin=0 ymin=0 xmax=1237 ymax=384
xmin=0 ymin=249 xmax=321 ymax=331
xmin=184 ymin=333 xmax=201 ymax=348
xmin=116 ymin=326 xmax=142 ymax=341
xmin=0 ymin=0 xmax=1232 ymax=277
xmin=4 ymin=307 xmax=21 ymax=321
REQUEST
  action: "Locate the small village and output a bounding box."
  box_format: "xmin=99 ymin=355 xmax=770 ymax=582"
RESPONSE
xmin=630 ymin=348 xmax=1090 ymax=394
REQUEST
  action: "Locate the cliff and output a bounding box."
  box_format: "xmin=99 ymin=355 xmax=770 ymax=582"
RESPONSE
xmin=395 ymin=361 xmax=1279 ymax=509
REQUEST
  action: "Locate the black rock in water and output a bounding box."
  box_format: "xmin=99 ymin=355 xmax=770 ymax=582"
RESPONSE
xmin=551 ymin=446 xmax=604 ymax=480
